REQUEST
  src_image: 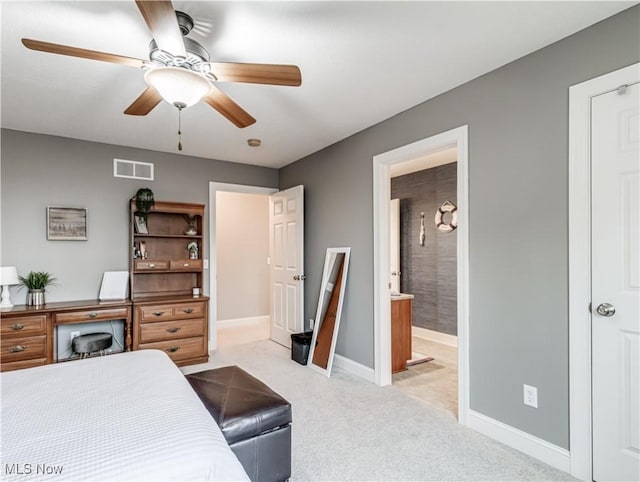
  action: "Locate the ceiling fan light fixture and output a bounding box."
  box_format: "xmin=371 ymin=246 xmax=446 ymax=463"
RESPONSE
xmin=144 ymin=67 xmax=211 ymax=108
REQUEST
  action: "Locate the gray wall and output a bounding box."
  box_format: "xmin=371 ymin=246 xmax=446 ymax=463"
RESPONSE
xmin=391 ymin=163 xmax=457 ymax=335
xmin=0 ymin=129 xmax=278 ymax=303
xmin=280 ymin=7 xmax=640 ymax=449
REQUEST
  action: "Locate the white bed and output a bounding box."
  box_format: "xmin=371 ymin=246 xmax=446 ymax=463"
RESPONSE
xmin=0 ymin=350 xmax=249 ymax=481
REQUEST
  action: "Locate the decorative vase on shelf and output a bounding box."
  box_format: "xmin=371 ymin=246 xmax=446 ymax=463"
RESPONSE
xmin=184 ymin=215 xmax=198 ymax=235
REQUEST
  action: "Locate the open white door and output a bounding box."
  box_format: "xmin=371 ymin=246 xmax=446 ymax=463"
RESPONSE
xmin=269 ymin=185 xmax=304 ymax=348
xmin=591 ymin=82 xmax=640 ymax=482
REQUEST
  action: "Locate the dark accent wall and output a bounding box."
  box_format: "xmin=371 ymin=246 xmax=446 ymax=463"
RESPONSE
xmin=279 ymin=6 xmax=640 ymax=449
xmin=391 ymin=163 xmax=457 ymax=335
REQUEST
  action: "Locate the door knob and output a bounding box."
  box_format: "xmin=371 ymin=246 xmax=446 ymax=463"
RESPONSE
xmin=391 ymin=271 xmax=401 ymax=276
xmin=596 ymin=303 xmax=616 ymax=317
xmin=293 ymin=275 xmax=307 ymax=281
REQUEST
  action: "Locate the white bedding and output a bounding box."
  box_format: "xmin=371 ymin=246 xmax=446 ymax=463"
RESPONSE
xmin=0 ymin=350 xmax=249 ymax=481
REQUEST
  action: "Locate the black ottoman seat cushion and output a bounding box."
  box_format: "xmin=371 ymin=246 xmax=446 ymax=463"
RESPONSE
xmin=72 ymin=332 xmax=112 ymax=355
xmin=186 ymin=366 xmax=292 ymax=482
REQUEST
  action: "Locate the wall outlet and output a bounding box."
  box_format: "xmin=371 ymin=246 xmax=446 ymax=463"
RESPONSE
xmin=203 ymin=259 xmax=209 ymax=269
xmin=309 ymin=319 xmax=315 ymax=330
xmin=70 ymin=331 xmax=80 ymax=343
xmin=523 ymin=384 xmax=538 ymax=408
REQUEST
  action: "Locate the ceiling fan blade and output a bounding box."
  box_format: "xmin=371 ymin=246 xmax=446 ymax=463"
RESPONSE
xmin=209 ymin=62 xmax=302 ymax=86
xmin=135 ymin=1 xmax=186 ymax=58
xmin=204 ymin=86 xmax=256 ymax=128
xmin=124 ymin=87 xmax=163 ymax=116
xmin=22 ymin=39 xmax=145 ymax=68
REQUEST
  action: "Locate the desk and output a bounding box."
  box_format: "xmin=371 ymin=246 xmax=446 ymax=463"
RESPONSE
xmin=0 ymin=300 xmax=132 ymax=372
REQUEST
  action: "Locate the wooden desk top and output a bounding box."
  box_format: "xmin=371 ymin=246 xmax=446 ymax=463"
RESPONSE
xmin=0 ymin=299 xmax=132 ymax=315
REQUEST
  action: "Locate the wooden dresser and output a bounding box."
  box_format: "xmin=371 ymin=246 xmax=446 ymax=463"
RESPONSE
xmin=133 ymin=295 xmax=209 ymax=366
xmin=0 ymin=300 xmax=132 ymax=372
xmin=130 ymin=200 xmax=209 ymax=366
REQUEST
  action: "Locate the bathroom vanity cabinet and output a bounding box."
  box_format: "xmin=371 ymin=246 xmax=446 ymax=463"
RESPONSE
xmin=391 ymin=295 xmax=413 ymax=373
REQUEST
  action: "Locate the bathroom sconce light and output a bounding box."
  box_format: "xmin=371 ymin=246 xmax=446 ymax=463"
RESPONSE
xmin=419 ymin=212 xmax=426 ymax=246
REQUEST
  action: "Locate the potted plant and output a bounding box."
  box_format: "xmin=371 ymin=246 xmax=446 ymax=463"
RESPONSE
xmin=135 ymin=188 xmax=155 ymax=224
xmin=18 ymin=271 xmax=58 ymax=306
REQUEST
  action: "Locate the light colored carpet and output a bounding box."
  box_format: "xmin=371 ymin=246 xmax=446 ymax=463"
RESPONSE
xmin=182 ymin=340 xmax=575 ymax=481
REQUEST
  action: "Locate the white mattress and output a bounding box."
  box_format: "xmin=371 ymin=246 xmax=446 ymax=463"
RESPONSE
xmin=0 ymin=350 xmax=249 ymax=481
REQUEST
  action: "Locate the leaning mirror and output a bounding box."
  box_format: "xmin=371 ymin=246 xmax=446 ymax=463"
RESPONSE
xmin=308 ymin=247 xmax=351 ymax=376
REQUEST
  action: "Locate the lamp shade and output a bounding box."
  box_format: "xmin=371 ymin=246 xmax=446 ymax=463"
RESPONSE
xmin=0 ymin=266 xmax=19 ymax=285
xmin=144 ymin=67 xmax=212 ymax=108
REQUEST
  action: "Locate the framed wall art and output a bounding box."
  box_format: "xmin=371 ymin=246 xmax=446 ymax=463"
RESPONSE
xmin=47 ymin=207 xmax=88 ymax=241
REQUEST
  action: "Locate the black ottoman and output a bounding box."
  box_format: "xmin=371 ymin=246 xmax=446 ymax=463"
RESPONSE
xmin=186 ymin=366 xmax=291 ymax=482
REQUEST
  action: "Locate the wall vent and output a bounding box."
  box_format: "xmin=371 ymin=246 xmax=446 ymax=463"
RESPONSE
xmin=113 ymin=159 xmax=154 ymax=181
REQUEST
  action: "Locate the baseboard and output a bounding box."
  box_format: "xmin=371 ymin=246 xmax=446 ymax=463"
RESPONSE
xmin=412 ymin=326 xmax=458 ymax=347
xmin=468 ymin=410 xmax=570 ymax=473
xmin=333 ymin=354 xmax=375 ymax=383
xmin=217 ymin=315 xmax=270 ymax=328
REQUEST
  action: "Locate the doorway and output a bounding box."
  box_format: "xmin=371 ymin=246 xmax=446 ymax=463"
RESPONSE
xmin=372 ymin=125 xmax=469 ymax=425
xmin=568 ymin=63 xmax=639 ymax=481
xmin=389 ymin=149 xmax=459 ymax=417
xmin=208 ymin=182 xmax=277 ymax=351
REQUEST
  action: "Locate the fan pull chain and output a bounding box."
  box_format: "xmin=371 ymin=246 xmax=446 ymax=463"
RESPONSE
xmin=177 ymin=106 xmax=183 ymax=151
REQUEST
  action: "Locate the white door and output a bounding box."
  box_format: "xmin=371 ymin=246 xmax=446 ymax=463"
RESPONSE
xmin=390 ymin=198 xmax=400 ymax=293
xmin=592 ymin=82 xmax=640 ymax=482
xmin=269 ymin=185 xmax=304 ymax=348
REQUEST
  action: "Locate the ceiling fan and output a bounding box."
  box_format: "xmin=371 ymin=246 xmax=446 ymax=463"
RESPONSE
xmin=22 ymin=0 xmax=302 ymax=132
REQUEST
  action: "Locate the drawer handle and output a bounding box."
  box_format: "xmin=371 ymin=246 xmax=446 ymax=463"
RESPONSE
xmin=10 ymin=323 xmax=25 ymax=331
xmin=182 ymin=308 xmax=194 ymax=314
xmin=87 ymin=312 xmax=98 ymax=319
xmin=149 ymin=263 xmax=156 ymax=268
xmin=9 ymin=345 xmax=27 ymax=353
xmin=166 ymin=327 xmax=181 ymax=333
xmin=183 ymin=263 xmax=190 ymax=267
xmin=166 ymin=346 xmax=180 ymax=353
xmin=153 ymin=311 xmax=165 ymax=317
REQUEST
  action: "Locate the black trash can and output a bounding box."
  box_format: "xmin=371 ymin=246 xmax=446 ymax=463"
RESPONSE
xmin=290 ymin=331 xmax=313 ymax=365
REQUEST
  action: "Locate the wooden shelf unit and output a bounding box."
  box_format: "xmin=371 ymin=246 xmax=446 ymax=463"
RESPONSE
xmin=129 ymin=199 xmax=209 ymax=366
xmin=130 ymin=200 xmax=205 ymax=300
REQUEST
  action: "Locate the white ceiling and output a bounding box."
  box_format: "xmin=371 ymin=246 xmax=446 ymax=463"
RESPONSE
xmin=390 ymin=146 xmax=458 ymax=178
xmin=1 ymin=1 xmax=634 ymax=169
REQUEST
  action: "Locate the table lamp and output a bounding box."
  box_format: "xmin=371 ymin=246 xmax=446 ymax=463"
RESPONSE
xmin=0 ymin=266 xmax=19 ymax=308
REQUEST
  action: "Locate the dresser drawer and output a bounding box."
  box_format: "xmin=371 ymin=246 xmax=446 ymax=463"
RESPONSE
xmin=173 ymin=301 xmax=206 ymax=318
xmin=0 ymin=335 xmax=47 ymax=363
xmin=139 ymin=318 xmax=205 ymax=343
xmin=1 ymin=357 xmax=48 ymax=372
xmin=1 ymin=314 xmax=47 ymax=336
xmin=169 ymin=259 xmax=202 ymax=271
xmin=138 ymin=336 xmax=206 ymax=363
xmin=139 ymin=305 xmax=176 ymax=322
xmin=135 ymin=260 xmax=169 ymax=271
xmin=55 ymin=308 xmax=129 ymax=324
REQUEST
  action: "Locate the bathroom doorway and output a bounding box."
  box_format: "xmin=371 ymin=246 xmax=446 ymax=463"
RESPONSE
xmin=372 ymin=125 xmax=469 ymax=425
xmin=389 ymin=150 xmax=459 ymax=417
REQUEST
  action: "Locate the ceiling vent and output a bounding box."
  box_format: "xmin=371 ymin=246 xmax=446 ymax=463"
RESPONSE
xmin=113 ymin=159 xmax=154 ymax=181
